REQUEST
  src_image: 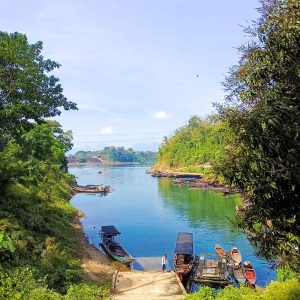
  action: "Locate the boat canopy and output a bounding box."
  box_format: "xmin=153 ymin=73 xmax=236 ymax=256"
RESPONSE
xmin=174 ymin=232 xmax=193 ymax=255
xmin=101 ymin=225 xmax=121 ymax=235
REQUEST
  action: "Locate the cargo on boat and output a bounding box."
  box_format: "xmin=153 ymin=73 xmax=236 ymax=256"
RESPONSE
xmin=173 ymin=232 xmax=194 ymax=279
xmin=100 ymin=225 xmax=134 ymax=264
xmin=72 ymin=184 xmax=110 ymax=193
xmin=193 ymin=254 xmax=231 ymax=287
xmin=233 ymin=262 xmax=246 ymax=283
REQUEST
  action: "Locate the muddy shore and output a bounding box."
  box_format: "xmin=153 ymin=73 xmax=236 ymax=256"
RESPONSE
xmin=71 ymin=212 xmax=129 ymax=285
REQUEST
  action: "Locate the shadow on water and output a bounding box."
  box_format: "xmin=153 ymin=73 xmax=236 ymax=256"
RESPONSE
xmin=157 ymin=178 xmax=239 ymax=231
xmin=70 ymin=165 xmax=276 ymax=287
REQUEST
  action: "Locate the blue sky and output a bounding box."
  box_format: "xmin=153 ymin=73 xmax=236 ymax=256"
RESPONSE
xmin=2 ymin=0 xmax=259 ymax=151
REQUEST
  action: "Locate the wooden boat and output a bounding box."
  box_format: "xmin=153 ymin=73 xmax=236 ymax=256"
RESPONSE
xmin=173 ymin=232 xmax=194 ymax=279
xmin=230 ymin=247 xmax=242 ymax=264
xmin=193 ymin=254 xmax=231 ymax=287
xmin=215 ymin=244 xmax=227 ymax=259
xmin=72 ymin=184 xmax=110 ymax=193
xmin=244 ymin=261 xmax=257 ymax=285
xmin=233 ymin=263 xmax=246 ymax=283
xmin=100 ymin=225 xmax=134 ymax=264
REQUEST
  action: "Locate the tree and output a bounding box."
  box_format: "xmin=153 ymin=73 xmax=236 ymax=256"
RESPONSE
xmin=218 ymin=0 xmax=300 ymax=269
xmin=0 ymin=32 xmax=77 ymax=147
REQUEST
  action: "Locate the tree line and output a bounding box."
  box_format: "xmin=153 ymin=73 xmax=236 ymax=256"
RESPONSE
xmin=72 ymin=146 xmax=157 ymax=165
xmin=156 ymin=0 xmax=300 ymax=272
xmin=0 ymin=32 xmax=110 ymax=298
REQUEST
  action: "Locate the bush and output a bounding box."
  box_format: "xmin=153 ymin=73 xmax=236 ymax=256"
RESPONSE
xmin=185 ymin=279 xmax=300 ymax=300
xmin=64 ymin=282 xmax=111 ymax=300
xmin=0 ymin=267 xmax=61 ymax=300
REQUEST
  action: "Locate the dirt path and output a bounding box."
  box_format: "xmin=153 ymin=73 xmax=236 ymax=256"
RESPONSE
xmin=113 ymin=271 xmax=187 ymax=300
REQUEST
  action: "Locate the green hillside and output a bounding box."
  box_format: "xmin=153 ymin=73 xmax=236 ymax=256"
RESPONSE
xmin=72 ymin=146 xmax=157 ymax=165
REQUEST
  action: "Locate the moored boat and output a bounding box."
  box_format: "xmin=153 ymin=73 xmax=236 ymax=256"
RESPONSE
xmin=100 ymin=225 xmax=134 ymax=264
xmin=174 ymin=232 xmax=194 ymax=279
xmin=230 ymin=247 xmax=242 ymax=264
xmin=233 ymin=263 xmax=246 ymax=283
xmin=244 ymin=261 xmax=257 ymax=285
xmin=72 ymin=184 xmax=110 ymax=193
xmin=215 ymin=244 xmax=227 ymax=259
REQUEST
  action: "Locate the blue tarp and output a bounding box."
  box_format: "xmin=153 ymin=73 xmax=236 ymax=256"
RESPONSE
xmin=174 ymin=232 xmax=193 ymax=255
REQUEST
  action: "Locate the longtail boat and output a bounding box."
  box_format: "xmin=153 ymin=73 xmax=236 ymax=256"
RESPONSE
xmin=215 ymin=244 xmax=227 ymax=259
xmin=72 ymin=184 xmax=110 ymax=193
xmin=233 ymin=263 xmax=246 ymax=283
xmin=173 ymin=232 xmax=194 ymax=280
xmin=230 ymin=247 xmax=242 ymax=264
xmin=244 ymin=261 xmax=257 ymax=285
xmin=100 ymin=226 xmax=134 ymax=264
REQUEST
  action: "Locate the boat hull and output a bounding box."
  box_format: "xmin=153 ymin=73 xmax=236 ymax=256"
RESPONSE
xmin=244 ymin=263 xmax=257 ymax=285
xmin=102 ymin=242 xmax=134 ymax=264
xmin=230 ymin=248 xmax=242 ymax=264
xmin=215 ymin=244 xmax=227 ymax=259
xmin=233 ymin=265 xmax=246 ymax=283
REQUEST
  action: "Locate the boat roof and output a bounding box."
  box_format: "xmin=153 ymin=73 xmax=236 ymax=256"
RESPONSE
xmin=174 ymin=232 xmax=193 ymax=255
xmin=101 ymin=225 xmax=121 ymax=235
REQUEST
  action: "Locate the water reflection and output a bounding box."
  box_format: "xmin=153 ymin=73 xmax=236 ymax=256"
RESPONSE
xmin=158 ymin=178 xmax=239 ymax=229
xmin=70 ymin=166 xmax=276 ymax=286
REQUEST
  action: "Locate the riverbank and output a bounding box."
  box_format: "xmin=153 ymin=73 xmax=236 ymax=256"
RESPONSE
xmin=150 ymin=168 xmax=238 ymax=194
xmin=71 ymin=212 xmax=115 ymax=284
xmin=68 ymin=161 xmax=142 ymax=167
xmin=72 ymin=211 xmax=131 ymax=285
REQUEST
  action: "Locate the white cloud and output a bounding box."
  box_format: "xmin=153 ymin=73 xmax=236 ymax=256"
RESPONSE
xmin=153 ymin=111 xmax=170 ymax=119
xmin=77 ymin=104 xmax=120 ymax=118
xmin=101 ymin=126 xmax=113 ymax=135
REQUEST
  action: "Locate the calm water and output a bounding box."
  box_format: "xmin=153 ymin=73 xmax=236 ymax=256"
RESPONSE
xmin=70 ymin=165 xmax=276 ymax=286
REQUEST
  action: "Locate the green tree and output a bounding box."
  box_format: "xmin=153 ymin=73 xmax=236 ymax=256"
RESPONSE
xmin=0 ymin=31 xmax=77 ymax=147
xmin=218 ymin=0 xmax=300 ymax=269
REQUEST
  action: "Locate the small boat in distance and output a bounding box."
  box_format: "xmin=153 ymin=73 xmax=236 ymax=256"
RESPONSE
xmin=230 ymin=247 xmax=242 ymax=264
xmin=174 ymin=232 xmax=194 ymax=280
xmin=233 ymin=263 xmax=246 ymax=284
xmin=72 ymin=184 xmax=110 ymax=193
xmin=244 ymin=261 xmax=257 ymax=286
xmin=100 ymin=225 xmax=134 ymax=264
xmin=215 ymin=244 xmax=227 ymax=259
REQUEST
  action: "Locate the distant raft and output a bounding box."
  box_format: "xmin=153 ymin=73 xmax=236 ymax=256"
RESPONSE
xmin=72 ymin=184 xmax=111 ymax=193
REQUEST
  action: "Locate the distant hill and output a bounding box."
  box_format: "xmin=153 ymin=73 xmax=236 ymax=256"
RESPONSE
xmin=69 ymin=146 xmax=157 ymax=165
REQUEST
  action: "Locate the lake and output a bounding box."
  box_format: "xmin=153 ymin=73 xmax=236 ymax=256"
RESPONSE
xmin=70 ymin=165 xmax=276 ymax=286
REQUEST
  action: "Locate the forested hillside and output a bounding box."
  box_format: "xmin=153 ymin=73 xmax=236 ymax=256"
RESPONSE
xmin=0 ymin=32 xmax=110 ymax=299
xmin=155 ymin=115 xmax=228 ymax=180
xmin=156 ymin=0 xmax=300 ymax=273
xmin=72 ymin=146 xmax=157 ymax=165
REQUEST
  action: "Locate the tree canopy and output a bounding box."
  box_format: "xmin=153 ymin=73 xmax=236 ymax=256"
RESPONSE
xmin=0 ymin=32 xmax=77 ymax=147
xmin=156 ymin=115 xmax=226 ymax=179
xmin=218 ymin=0 xmax=300 ymax=269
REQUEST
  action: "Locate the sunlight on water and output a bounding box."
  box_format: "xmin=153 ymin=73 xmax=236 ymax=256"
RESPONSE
xmin=70 ymin=165 xmax=276 ymax=286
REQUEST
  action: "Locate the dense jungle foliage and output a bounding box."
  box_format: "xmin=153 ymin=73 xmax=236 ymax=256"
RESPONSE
xmin=218 ymin=0 xmax=300 ymax=271
xmin=156 ymin=115 xmax=227 ymax=180
xmin=157 ymin=0 xmax=300 ymax=273
xmin=186 ymin=278 xmax=300 ymax=300
xmin=0 ymin=32 xmax=110 ymax=299
xmin=72 ymin=146 xmax=157 ymax=164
